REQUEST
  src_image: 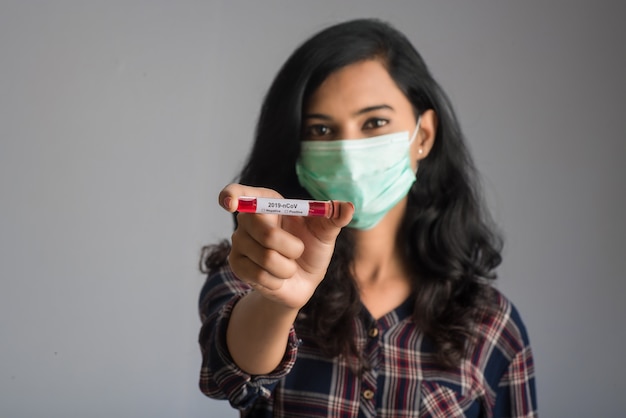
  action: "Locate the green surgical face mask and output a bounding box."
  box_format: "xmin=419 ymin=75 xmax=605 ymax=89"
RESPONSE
xmin=296 ymin=120 xmax=420 ymax=230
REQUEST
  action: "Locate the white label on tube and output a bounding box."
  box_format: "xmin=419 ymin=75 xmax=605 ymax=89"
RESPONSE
xmin=255 ymin=197 xmax=310 ymax=216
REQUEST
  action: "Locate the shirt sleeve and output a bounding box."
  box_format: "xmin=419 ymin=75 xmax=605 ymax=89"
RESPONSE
xmin=496 ymin=345 xmax=537 ymax=417
xmin=198 ymin=264 xmax=300 ymax=410
xmin=492 ymin=300 xmax=538 ymax=418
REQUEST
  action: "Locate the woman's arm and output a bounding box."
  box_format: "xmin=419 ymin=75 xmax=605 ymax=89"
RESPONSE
xmin=202 ymin=184 xmax=353 ymax=382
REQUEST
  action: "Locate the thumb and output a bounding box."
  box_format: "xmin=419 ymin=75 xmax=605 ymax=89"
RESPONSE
xmin=329 ymin=200 xmax=355 ymax=229
xmin=304 ymin=200 xmax=354 ymax=244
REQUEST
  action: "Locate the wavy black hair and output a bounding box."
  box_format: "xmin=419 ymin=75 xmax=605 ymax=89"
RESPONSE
xmin=201 ymin=18 xmax=502 ymax=370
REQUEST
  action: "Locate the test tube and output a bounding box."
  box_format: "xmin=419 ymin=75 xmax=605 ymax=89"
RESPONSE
xmin=236 ymin=196 xmax=334 ymax=218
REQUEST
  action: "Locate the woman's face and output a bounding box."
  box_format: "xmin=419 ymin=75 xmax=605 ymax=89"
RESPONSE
xmin=302 ymin=59 xmax=434 ymax=169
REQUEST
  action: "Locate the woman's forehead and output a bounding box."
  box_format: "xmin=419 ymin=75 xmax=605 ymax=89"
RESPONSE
xmin=305 ymin=60 xmax=411 ymax=115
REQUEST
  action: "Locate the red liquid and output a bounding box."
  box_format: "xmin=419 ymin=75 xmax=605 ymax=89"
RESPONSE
xmin=237 ymin=197 xmax=257 ymax=213
xmin=308 ymin=201 xmax=331 ymax=217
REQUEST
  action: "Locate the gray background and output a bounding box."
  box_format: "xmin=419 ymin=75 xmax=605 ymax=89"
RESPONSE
xmin=1 ymin=1 xmax=624 ymax=417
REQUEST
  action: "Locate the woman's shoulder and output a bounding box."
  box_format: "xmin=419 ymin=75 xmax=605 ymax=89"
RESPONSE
xmin=470 ymin=286 xmax=533 ymax=375
xmin=199 ymin=263 xmax=250 ymax=312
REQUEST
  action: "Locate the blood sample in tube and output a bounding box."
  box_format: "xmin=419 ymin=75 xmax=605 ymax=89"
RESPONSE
xmin=236 ymin=196 xmax=333 ymax=218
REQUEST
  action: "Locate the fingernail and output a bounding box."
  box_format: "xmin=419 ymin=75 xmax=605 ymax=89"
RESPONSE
xmin=223 ymin=197 xmax=232 ymax=210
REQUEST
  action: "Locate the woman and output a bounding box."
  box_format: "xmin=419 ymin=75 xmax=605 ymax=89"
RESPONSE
xmin=199 ymin=18 xmax=537 ymax=417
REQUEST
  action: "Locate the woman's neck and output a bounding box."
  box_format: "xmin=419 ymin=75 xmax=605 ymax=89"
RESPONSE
xmin=350 ymin=201 xmax=413 ymax=318
xmin=351 ymin=197 xmax=408 ymax=281
xmin=353 ymin=227 xmax=402 ymax=283
xmin=352 ymin=240 xmax=413 ymax=319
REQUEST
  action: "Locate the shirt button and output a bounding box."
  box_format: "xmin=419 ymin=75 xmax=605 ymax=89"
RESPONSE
xmin=363 ymin=389 xmax=375 ymax=400
xmin=368 ymin=327 xmax=379 ymax=338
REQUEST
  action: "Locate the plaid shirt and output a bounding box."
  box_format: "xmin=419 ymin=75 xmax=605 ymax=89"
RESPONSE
xmin=199 ymin=265 xmax=537 ymax=417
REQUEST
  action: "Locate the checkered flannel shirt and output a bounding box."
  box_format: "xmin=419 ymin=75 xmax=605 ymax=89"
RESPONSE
xmin=199 ymin=265 xmax=537 ymax=417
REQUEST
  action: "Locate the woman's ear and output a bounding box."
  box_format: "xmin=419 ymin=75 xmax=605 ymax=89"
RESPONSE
xmin=411 ymin=109 xmax=437 ymax=163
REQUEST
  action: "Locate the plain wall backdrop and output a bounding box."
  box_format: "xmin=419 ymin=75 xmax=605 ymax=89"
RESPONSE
xmin=1 ymin=1 xmax=625 ymax=417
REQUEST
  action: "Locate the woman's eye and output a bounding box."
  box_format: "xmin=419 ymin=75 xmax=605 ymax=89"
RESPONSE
xmin=304 ymin=124 xmax=331 ymax=138
xmin=363 ymin=118 xmax=389 ymax=129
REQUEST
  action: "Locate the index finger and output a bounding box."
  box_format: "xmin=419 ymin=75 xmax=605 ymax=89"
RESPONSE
xmin=218 ymin=184 xmax=284 ymax=213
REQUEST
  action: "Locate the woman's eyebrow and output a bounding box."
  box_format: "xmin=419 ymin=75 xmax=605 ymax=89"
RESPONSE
xmin=354 ymin=104 xmax=394 ymax=116
xmin=303 ymin=113 xmax=332 ymax=121
xmin=303 ymin=104 xmax=394 ymax=121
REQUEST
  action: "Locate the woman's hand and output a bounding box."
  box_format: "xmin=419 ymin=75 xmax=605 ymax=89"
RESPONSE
xmin=219 ymin=183 xmax=354 ymax=310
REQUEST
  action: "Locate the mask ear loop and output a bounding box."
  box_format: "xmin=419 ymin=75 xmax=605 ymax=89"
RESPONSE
xmin=410 ymin=116 xmax=422 ymax=175
xmin=409 ymin=116 xmax=422 ymax=144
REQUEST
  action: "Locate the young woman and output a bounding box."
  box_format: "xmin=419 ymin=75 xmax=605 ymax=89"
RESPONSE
xmin=199 ymin=18 xmax=537 ymax=417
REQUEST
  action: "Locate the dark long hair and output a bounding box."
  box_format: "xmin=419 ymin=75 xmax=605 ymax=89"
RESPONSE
xmin=201 ymin=18 xmax=502 ymax=369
